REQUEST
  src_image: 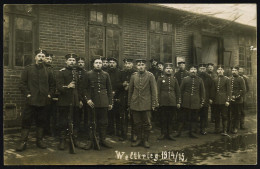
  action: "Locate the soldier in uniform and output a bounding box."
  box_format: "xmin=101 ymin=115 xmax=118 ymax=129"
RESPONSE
xmin=56 ymin=54 xmax=83 ymax=150
xmin=84 ymin=57 xmax=113 ymax=148
xmin=148 ymin=59 xmax=158 ymax=76
xmin=102 ymin=57 xmax=109 ymax=72
xmin=212 ymin=65 xmax=231 ymax=136
xmin=157 ymin=63 xmax=181 ymax=141
xmin=177 ymin=65 xmax=205 ymax=138
xmin=238 ymin=67 xmax=250 ymax=129
xmin=16 ymin=49 xmax=55 ymax=151
xmin=128 ymin=59 xmax=158 ymax=148
xmin=230 ymin=66 xmax=246 ymax=134
xmin=197 ymin=63 xmax=214 ymax=135
xmin=107 ymin=57 xmax=122 ymax=136
xmin=118 ymin=58 xmax=136 ymax=141
xmin=207 ymin=63 xmax=218 ymax=123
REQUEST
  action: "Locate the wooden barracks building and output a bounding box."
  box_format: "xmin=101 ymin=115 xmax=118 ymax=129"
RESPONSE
xmin=3 ymin=4 xmax=257 ymax=127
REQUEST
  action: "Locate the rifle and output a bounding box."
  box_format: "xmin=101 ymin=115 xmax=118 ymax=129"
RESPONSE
xmin=68 ymin=103 xmax=76 ymax=154
xmin=90 ymin=107 xmax=100 ymax=150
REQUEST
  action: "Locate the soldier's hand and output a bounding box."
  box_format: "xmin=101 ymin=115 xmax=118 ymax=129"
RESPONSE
xmin=68 ymin=82 xmax=75 ymax=88
xmin=108 ymin=105 xmax=113 ymax=110
xmin=79 ymin=101 xmax=83 ymax=108
xmin=123 ymin=81 xmax=127 ymax=87
xmin=200 ymin=104 xmax=204 ymax=108
xmin=177 ymin=104 xmax=181 ymax=109
xmin=48 ymin=94 xmax=51 ymax=98
xmin=152 ymin=106 xmax=156 ymax=111
xmin=27 ymin=94 xmax=31 ymax=98
xmin=209 ymin=99 xmax=213 ymax=104
xmin=225 ymin=102 xmax=230 ymax=107
xmin=87 ymin=100 xmax=94 ymax=108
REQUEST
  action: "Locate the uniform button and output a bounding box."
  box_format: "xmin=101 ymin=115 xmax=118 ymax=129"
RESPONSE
xmin=98 ymin=91 xmax=100 ymax=93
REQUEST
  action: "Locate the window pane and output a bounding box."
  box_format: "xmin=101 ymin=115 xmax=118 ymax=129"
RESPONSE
xmin=163 ymin=23 xmax=167 ymax=32
xmin=163 ymin=36 xmax=172 ymax=54
xmin=4 ymin=15 xmax=9 ymax=41
xmin=24 ymin=31 xmax=32 ymax=42
xmin=107 ymin=13 xmax=113 ymax=24
xmin=24 ymin=55 xmax=32 ymax=66
xmin=23 ymin=19 xmax=32 ymax=30
xmin=15 ymin=42 xmax=24 ymax=66
xmin=24 ymin=43 xmax=32 ymax=53
xmin=112 ymin=50 xmax=119 ymax=59
xmin=107 ymin=29 xmax=113 ymax=38
xmin=16 ymin=30 xmax=25 ymax=42
xmin=168 ymin=24 xmax=172 ymax=32
xmin=150 ymin=34 xmax=160 ymax=54
xmin=113 ymin=40 xmax=119 ymax=50
xmin=15 ymin=18 xmax=24 ymax=29
xmin=4 ymin=54 xmax=9 ymax=66
xmin=107 ymin=51 xmax=112 ymax=58
xmin=113 ymin=15 xmax=118 ymax=24
xmin=97 ymin=12 xmax=103 ymax=22
xmin=155 ymin=22 xmax=160 ymax=31
xmin=90 ymin=11 xmax=97 ymax=21
xmin=150 ymin=21 xmax=155 ymax=30
xmin=164 ymin=54 xmax=172 ymax=63
xmin=113 ymin=30 xmax=119 ymax=39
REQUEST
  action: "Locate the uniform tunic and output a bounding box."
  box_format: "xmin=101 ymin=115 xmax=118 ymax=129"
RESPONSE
xmin=180 ymin=75 xmax=205 ymax=110
xmin=157 ymin=74 xmax=181 ymax=106
xmin=197 ymin=72 xmax=214 ymax=107
xmin=212 ymin=75 xmax=231 ymax=104
xmin=174 ymin=70 xmax=190 ymax=86
xmin=128 ymin=71 xmax=158 ymax=111
xmin=230 ymin=75 xmax=246 ymax=104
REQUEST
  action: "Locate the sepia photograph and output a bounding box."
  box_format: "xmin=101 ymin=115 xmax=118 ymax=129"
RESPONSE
xmin=3 ymin=3 xmax=257 ymax=165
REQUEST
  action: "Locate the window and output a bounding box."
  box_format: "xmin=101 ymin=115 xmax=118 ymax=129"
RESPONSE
xmin=163 ymin=23 xmax=172 ymax=32
xmin=239 ymin=46 xmax=252 ymax=75
xmin=150 ymin=21 xmax=160 ymax=32
xmin=4 ymin=5 xmax=35 ymax=68
xmin=90 ymin=10 xmax=103 ymax=22
xmin=107 ymin=13 xmax=118 ymax=24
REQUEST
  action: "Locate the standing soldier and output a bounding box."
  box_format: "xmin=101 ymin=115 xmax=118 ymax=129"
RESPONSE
xmin=197 ymin=63 xmax=214 ymax=135
xmin=84 ymin=57 xmax=113 ymax=148
xmin=148 ymin=59 xmax=158 ymax=76
xmin=107 ymin=57 xmax=121 ymax=136
xmin=102 ymin=57 xmax=109 ymax=72
xmin=56 ymin=54 xmax=82 ymax=150
xmin=230 ymin=66 xmax=246 ymax=134
xmin=128 ymin=59 xmax=158 ymax=148
xmin=118 ymin=58 xmax=136 ymax=141
xmin=238 ymin=67 xmax=250 ymax=129
xmin=207 ymin=63 xmax=218 ymax=123
xmin=177 ymin=65 xmax=205 ymax=138
xmin=212 ymin=65 xmax=231 ymax=136
xmin=155 ymin=61 xmax=164 ymax=80
xmin=16 ymin=49 xmax=55 ymax=151
xmin=157 ymin=63 xmax=181 ymax=141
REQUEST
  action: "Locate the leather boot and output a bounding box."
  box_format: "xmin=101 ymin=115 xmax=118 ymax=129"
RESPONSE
xmin=82 ymin=140 xmax=92 ymax=150
xmin=73 ymin=130 xmax=80 ymax=148
xmin=143 ymin=130 xmax=150 ymax=148
xmin=131 ymin=128 xmax=142 ymax=147
xmin=36 ymin=128 xmax=47 ymax=149
xmin=99 ymin=127 xmax=112 ymax=148
xmin=175 ymin=123 xmax=183 ymax=137
xmin=58 ymin=131 xmax=66 ymax=150
xmin=158 ymin=134 xmax=166 ymax=140
xmin=221 ymin=120 xmax=228 ymax=136
xmin=16 ymin=129 xmax=30 ymax=151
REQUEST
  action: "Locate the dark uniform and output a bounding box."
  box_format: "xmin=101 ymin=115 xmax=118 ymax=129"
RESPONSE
xmin=56 ymin=54 xmax=82 ymax=149
xmin=128 ymin=59 xmax=158 ymax=148
xmin=239 ymin=73 xmax=250 ymax=129
xmin=197 ymin=64 xmax=214 ymax=135
xmin=118 ymin=59 xmax=136 ymax=141
xmin=16 ymin=49 xmax=55 ymax=151
xmin=107 ymin=57 xmax=122 ymax=136
xmin=84 ymin=67 xmax=113 ymax=148
xmin=230 ymin=68 xmax=246 ymax=134
xmin=157 ymin=63 xmax=181 ymax=140
xmin=212 ymin=69 xmax=231 ymax=135
xmin=178 ymin=68 xmax=205 ymax=138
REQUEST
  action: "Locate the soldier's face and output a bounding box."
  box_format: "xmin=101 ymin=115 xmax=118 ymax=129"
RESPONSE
xmin=124 ymin=62 xmax=133 ymax=70
xmin=35 ymin=53 xmax=46 ymax=64
xmin=66 ymin=58 xmax=76 ymax=67
xmin=102 ymin=60 xmax=108 ymax=68
xmin=152 ymin=61 xmax=158 ymax=66
xmin=158 ymin=64 xmax=164 ymax=71
xmin=136 ymin=62 xmax=146 ymax=72
xmin=109 ymin=60 xmax=117 ymax=69
xmin=93 ymin=59 xmax=103 ymax=70
xmin=179 ymin=63 xmax=185 ymax=70
xmin=208 ymin=65 xmax=214 ymax=72
xmin=44 ymin=56 xmax=52 ymax=64
xmin=238 ymin=68 xmax=244 ymax=75
xmin=165 ymin=67 xmax=173 ymax=75
xmin=199 ymin=67 xmax=206 ymax=72
xmin=217 ymin=67 xmax=224 ymax=75
xmin=189 ymin=67 xmax=197 ymax=76
xmin=232 ymin=68 xmax=238 ymax=75
xmin=78 ymin=60 xmax=85 ymax=68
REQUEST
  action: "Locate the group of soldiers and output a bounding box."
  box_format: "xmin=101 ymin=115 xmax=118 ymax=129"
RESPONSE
xmin=15 ymin=49 xmax=249 ymax=152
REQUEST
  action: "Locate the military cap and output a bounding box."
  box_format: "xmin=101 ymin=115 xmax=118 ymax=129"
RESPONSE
xmin=65 ymin=53 xmax=78 ymax=60
xmin=207 ymin=63 xmax=214 ymax=67
xmin=150 ymin=58 xmax=158 ymax=63
xmin=108 ymin=57 xmax=118 ymax=62
xmin=35 ymin=49 xmax=47 ymax=56
xmin=46 ymin=53 xmax=54 ymax=58
xmin=157 ymin=61 xmax=164 ymax=66
xmin=189 ymin=64 xmax=198 ymax=69
xmin=231 ymin=66 xmax=239 ymax=70
xmin=177 ymin=61 xmax=185 ymax=65
xmin=123 ymin=58 xmax=134 ymax=63
xmin=198 ymin=63 xmax=207 ymax=68
xmin=101 ymin=57 xmax=108 ymax=61
xmin=136 ymin=59 xmax=147 ymax=64
xmin=91 ymin=55 xmax=103 ymax=63
xmin=78 ymin=57 xmax=85 ymax=61
xmin=164 ymin=63 xmax=173 ymax=68
xmin=216 ymin=64 xmax=225 ymax=69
